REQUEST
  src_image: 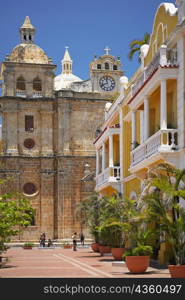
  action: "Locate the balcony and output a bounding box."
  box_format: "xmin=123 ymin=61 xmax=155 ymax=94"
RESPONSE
xmin=131 ymin=47 xmax=178 ymax=100
xmin=32 ymin=92 xmax=43 ymax=98
xmin=96 ymin=167 xmax=121 ymax=191
xmin=16 ymin=90 xmax=26 ymax=98
xmin=131 ymin=129 xmax=178 ymax=168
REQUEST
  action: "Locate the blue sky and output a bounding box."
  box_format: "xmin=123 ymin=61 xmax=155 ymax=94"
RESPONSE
xmin=0 ymin=0 xmax=176 ymax=80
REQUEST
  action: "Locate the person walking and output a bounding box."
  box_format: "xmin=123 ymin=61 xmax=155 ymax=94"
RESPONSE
xmin=72 ymin=232 xmax=78 ymax=251
xmin=80 ymin=232 xmax=85 ymax=246
xmin=39 ymin=232 xmax=46 ymax=247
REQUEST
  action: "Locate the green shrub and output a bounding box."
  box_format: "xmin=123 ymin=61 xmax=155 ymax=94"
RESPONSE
xmin=123 ymin=244 xmax=153 ymax=259
xmin=23 ymin=242 xmax=34 ymax=247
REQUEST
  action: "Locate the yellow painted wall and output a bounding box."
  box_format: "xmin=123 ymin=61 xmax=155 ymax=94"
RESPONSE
xmin=100 ymin=185 xmax=119 ymax=197
xmin=113 ymin=134 xmax=119 ymax=166
xmin=124 ymin=177 xmax=141 ymax=199
xmin=144 ymin=5 xmax=177 ymax=66
xmin=167 ymin=80 xmax=177 ymax=129
xmin=123 ymin=120 xmax=131 ymax=178
xmin=136 ymin=110 xmax=140 ymax=144
xmin=149 ymin=87 xmax=160 ymax=136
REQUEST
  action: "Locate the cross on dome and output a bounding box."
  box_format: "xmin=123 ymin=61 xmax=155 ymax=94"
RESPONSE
xmin=104 ymin=46 xmax=111 ymax=55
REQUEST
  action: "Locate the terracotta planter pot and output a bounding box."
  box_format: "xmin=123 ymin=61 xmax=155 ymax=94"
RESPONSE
xmin=125 ymin=256 xmax=150 ymax=274
xmin=23 ymin=246 xmax=32 ymax=249
xmin=63 ymin=245 xmax=72 ymax=249
xmin=168 ymin=265 xmax=185 ymax=278
xmin=99 ymin=245 xmax=111 ymax=256
xmin=111 ymin=248 xmax=125 ymax=261
xmin=91 ymin=243 xmax=99 ymax=252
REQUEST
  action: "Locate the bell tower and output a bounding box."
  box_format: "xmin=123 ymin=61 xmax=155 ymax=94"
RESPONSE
xmin=20 ymin=16 xmax=35 ymax=44
xmin=62 ymin=47 xmax=72 ymax=75
xmin=90 ymin=47 xmax=123 ymax=94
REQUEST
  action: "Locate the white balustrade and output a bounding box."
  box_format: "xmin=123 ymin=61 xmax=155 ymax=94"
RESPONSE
xmin=96 ymin=166 xmax=121 ymax=188
xmin=32 ymin=91 xmax=43 ymax=98
xmin=131 ymin=46 xmax=178 ymax=99
xmin=16 ymin=90 xmax=26 ymax=97
xmin=131 ymin=129 xmax=178 ymax=167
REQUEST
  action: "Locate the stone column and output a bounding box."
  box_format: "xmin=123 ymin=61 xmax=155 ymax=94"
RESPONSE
xmin=102 ymin=143 xmax=106 ymax=171
xmin=96 ymin=149 xmax=100 ymax=176
xmin=131 ymin=110 xmax=136 ymax=149
xmin=160 ymin=79 xmax=167 ymax=130
xmin=6 ymin=111 xmax=18 ymax=154
xmin=140 ymin=110 xmax=144 ymax=144
xmin=109 ymin=135 xmax=114 ymax=167
xmin=144 ymin=96 xmax=149 ymax=140
xmin=41 ymin=111 xmax=53 ymax=155
xmin=119 ymin=108 xmax=124 ymax=195
xmin=119 ymin=109 xmax=123 ymax=179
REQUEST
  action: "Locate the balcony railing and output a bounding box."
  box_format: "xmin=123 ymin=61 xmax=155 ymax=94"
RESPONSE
xmin=16 ymin=90 xmax=26 ymax=97
xmin=131 ymin=129 xmax=178 ymax=167
xmin=131 ymin=47 xmax=178 ymax=99
xmin=32 ymin=91 xmax=43 ymax=98
xmin=96 ymin=166 xmax=120 ymax=188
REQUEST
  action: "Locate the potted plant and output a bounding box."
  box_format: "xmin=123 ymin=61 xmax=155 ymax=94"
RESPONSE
xmin=98 ymin=222 xmax=125 ymax=260
xmin=75 ymin=193 xmax=102 ymax=252
xmin=63 ymin=241 xmax=72 ymax=249
xmin=120 ymin=196 xmax=155 ymax=273
xmin=142 ymin=163 xmax=185 ymax=277
xmin=123 ymin=243 xmax=153 ymax=273
xmin=23 ymin=242 xmax=34 ymax=249
xmin=97 ymin=225 xmax=111 ymax=256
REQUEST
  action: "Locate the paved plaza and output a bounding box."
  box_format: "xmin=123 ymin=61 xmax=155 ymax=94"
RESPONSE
xmin=0 ymin=246 xmax=170 ymax=278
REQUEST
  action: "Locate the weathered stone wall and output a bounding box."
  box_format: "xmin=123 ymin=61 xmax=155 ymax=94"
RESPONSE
xmin=0 ymin=90 xmax=107 ymax=241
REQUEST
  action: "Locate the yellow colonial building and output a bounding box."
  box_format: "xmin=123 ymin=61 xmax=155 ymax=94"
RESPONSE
xmin=95 ymin=1 xmax=185 ymax=210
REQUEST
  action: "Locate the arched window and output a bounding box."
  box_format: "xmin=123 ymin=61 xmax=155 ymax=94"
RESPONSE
xmin=105 ymin=62 xmax=109 ymax=70
xmin=16 ymin=76 xmax=26 ymax=90
xmin=33 ymin=77 xmax=42 ymax=91
xmin=97 ymin=64 xmax=101 ymax=69
xmin=113 ymin=65 xmax=117 ymax=70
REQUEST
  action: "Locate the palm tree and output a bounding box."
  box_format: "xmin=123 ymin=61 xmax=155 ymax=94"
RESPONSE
xmin=140 ymin=163 xmax=185 ymax=265
xmin=75 ymin=192 xmax=101 ymax=243
xmin=128 ymin=32 xmax=150 ymax=62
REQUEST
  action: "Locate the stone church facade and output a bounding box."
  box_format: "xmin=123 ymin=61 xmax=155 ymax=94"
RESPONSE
xmin=0 ymin=17 xmax=123 ymax=240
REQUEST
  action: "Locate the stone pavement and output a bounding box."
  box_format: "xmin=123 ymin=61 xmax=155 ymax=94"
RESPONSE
xmin=0 ymin=246 xmax=170 ymax=278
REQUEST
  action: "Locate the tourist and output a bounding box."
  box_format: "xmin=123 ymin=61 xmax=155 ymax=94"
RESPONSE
xmin=47 ymin=239 xmax=53 ymax=247
xmin=39 ymin=233 xmax=46 ymax=247
xmin=72 ymin=232 xmax=78 ymax=251
xmin=80 ymin=232 xmax=85 ymax=246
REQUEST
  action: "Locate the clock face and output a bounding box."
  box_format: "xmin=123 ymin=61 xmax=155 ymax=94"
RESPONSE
xmin=99 ymin=76 xmax=115 ymax=91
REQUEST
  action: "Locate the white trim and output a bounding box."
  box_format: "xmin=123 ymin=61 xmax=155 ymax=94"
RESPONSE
xmin=95 ymin=127 xmax=120 ymax=149
xmin=121 ymin=174 xmax=136 ymax=183
xmin=129 ymin=67 xmax=178 ymax=111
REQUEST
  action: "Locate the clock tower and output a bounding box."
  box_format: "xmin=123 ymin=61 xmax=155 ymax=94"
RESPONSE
xmin=90 ymin=47 xmax=123 ymax=94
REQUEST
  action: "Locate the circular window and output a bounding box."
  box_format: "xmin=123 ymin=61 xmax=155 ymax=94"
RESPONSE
xmin=24 ymin=138 xmax=35 ymax=149
xmin=23 ymin=183 xmax=37 ymax=195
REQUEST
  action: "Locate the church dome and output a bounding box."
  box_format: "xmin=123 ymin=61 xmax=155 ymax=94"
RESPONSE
xmin=54 ymin=73 xmax=82 ymax=90
xmin=8 ymin=16 xmax=50 ymax=65
xmin=54 ymin=47 xmax=82 ymax=91
xmin=9 ymin=43 xmax=49 ymax=64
